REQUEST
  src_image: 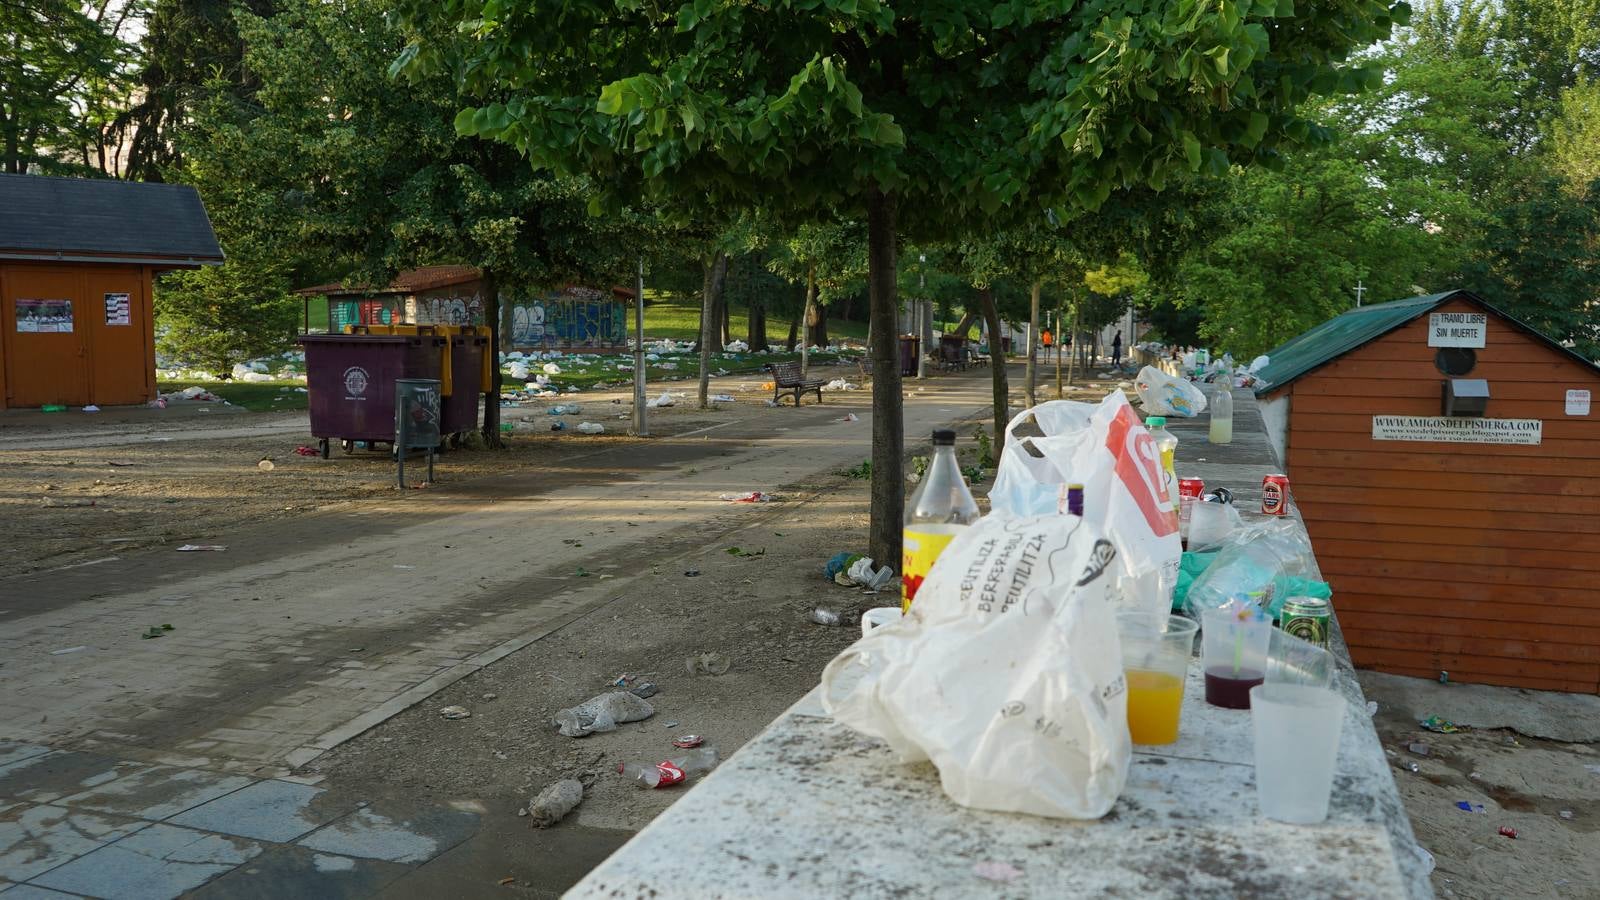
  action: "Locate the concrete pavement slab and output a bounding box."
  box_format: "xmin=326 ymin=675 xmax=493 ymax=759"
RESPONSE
xmin=29 ymin=823 xmax=260 ymax=900
xmin=295 ymin=803 xmax=478 ymax=865
xmin=0 ymin=749 xmax=49 ymax=771
xmin=187 ymin=845 xmax=409 ymax=900
xmin=0 ymin=803 xmax=148 ymax=883
xmin=168 ymin=780 xmax=350 ymax=843
xmin=0 ymin=884 xmax=85 ymax=898
xmin=0 ymin=754 xmax=147 ymax=805
xmin=56 ymin=766 xmax=252 ymax=822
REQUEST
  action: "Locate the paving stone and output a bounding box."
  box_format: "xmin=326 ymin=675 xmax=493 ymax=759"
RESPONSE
xmin=168 ymin=780 xmax=351 ymax=843
xmin=0 ymin=803 xmax=148 ymax=883
xmin=186 ymin=844 xmax=409 ymax=899
xmin=57 ymin=767 xmax=253 ymax=822
xmin=30 ymin=824 xmax=260 ymax=900
xmin=0 ymin=884 xmax=86 ymax=898
xmin=0 ymin=747 xmax=49 ymax=770
xmin=0 ymin=753 xmax=147 ymax=804
xmin=295 ymin=802 xmax=478 ymax=865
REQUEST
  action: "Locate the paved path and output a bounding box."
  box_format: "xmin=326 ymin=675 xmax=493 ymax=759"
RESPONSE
xmin=0 ymin=370 xmax=1000 ymax=898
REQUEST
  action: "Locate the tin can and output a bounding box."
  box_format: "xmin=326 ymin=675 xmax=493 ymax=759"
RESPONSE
xmin=1280 ymin=596 xmax=1331 ymax=648
xmin=1178 ymin=477 xmax=1206 ymax=500
xmin=1261 ymin=473 xmax=1290 ymax=516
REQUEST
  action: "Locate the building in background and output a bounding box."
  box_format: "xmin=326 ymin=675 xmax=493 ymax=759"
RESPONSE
xmin=0 ymin=174 xmax=223 ymax=410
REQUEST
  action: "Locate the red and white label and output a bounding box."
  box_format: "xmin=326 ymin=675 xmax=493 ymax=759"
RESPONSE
xmin=1105 ymin=405 xmax=1178 ymax=538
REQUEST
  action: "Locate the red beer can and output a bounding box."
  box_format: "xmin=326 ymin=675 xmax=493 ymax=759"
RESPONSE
xmin=1178 ymin=478 xmax=1206 ymax=501
xmin=1261 ymin=474 xmax=1290 ymax=516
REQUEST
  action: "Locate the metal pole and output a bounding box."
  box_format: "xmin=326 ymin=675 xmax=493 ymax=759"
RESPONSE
xmin=633 ymin=257 xmax=648 ymax=436
xmin=915 ymin=299 xmax=926 ymax=379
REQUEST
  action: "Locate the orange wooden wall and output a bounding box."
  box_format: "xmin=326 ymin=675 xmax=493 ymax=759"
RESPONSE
xmin=0 ymin=261 xmax=157 ymax=410
xmin=1281 ymin=297 xmax=1600 ymax=693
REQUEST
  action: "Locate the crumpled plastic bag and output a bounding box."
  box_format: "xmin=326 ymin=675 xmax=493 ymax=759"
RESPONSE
xmin=553 ymin=691 xmax=654 ymax=737
xmin=509 ymin=361 xmax=530 ymax=381
xmin=1182 ymin=519 xmax=1322 ymax=621
xmin=543 ymin=362 xmax=562 ymax=375
xmin=1134 ymin=365 xmax=1207 ymax=417
xmin=835 ymin=556 xmax=895 ymax=591
xmin=528 ymin=779 xmax=585 ymax=828
xmin=646 ymin=392 xmax=676 ymax=408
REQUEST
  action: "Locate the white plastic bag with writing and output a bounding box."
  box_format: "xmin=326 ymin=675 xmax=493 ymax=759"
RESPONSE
xmin=1134 ymin=365 xmax=1207 ymax=417
xmin=987 ymin=392 xmax=1182 ymax=626
xmin=821 ymin=514 xmax=1130 ymax=819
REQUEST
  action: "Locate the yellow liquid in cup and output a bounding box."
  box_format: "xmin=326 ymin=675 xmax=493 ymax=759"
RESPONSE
xmin=1125 ymin=669 xmax=1185 ymax=745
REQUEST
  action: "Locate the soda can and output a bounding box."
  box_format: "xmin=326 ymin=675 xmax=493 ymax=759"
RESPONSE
xmin=1280 ymin=596 xmax=1331 ymax=648
xmin=1261 ymin=473 xmax=1290 ymax=516
xmin=1178 ymin=478 xmax=1206 ymax=500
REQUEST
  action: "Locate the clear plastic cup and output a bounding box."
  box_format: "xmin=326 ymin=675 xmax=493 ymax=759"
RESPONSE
xmin=1118 ymin=614 xmax=1199 ymax=745
xmin=1201 ymin=606 xmax=1273 ymax=709
xmin=1266 ymin=629 xmax=1337 ymax=689
xmin=1250 ymin=683 xmax=1346 ymax=823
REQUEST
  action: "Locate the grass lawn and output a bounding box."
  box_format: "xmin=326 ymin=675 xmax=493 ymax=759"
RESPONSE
xmin=157 ymin=380 xmax=309 ymax=413
xmin=635 ymin=293 xmax=870 ymax=343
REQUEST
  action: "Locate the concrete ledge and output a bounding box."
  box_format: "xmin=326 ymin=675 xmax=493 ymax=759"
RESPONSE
xmin=567 ymin=388 xmax=1431 ymax=899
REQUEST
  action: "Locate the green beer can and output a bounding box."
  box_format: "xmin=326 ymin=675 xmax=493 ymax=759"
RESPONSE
xmin=1280 ymin=597 xmax=1331 ymax=648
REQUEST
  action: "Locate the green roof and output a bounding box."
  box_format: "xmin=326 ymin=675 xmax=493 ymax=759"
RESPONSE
xmin=1253 ymin=291 xmax=1465 ymax=394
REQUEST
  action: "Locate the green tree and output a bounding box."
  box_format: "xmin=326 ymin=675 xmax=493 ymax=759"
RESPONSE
xmin=155 ymin=238 xmax=297 ymax=374
xmin=401 ymin=0 xmax=1409 ymax=566
xmin=1552 ymin=78 xmax=1600 ymax=195
xmin=1 ymin=0 xmax=144 ymax=174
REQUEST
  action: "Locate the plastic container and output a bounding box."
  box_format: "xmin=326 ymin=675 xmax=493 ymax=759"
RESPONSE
xmin=620 ymin=747 xmax=719 ymax=788
xmin=1208 ymin=386 xmax=1234 ymax=444
xmin=1202 ymin=604 xmax=1272 ymax=709
xmin=1250 ymin=684 xmax=1346 ymax=823
xmin=1118 ymin=614 xmax=1199 ymax=745
xmin=1266 ymin=630 xmax=1337 ymax=689
xmin=902 ymin=429 xmax=980 ymax=612
xmin=1145 ymin=416 xmax=1179 ymax=512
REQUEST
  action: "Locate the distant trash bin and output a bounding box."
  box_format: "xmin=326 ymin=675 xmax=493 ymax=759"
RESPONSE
xmin=898 ymin=334 xmax=920 ymax=377
xmin=395 ymin=378 xmax=441 ymax=488
xmin=344 ymin=323 xmax=485 ymax=444
xmin=299 ymin=332 xmax=446 ymax=458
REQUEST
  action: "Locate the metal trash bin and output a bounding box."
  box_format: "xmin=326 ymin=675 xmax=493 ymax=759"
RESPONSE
xmin=898 ymin=334 xmax=920 ymax=377
xmin=395 ymin=377 xmax=442 ymax=487
xmin=441 ymin=327 xmax=487 ymax=442
xmin=299 ymin=332 xmax=446 ymax=458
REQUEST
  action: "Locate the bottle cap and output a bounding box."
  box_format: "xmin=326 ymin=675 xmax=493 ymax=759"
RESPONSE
xmin=932 ymin=429 xmax=956 ymax=446
xmin=1146 ymin=416 xmax=1166 ymax=427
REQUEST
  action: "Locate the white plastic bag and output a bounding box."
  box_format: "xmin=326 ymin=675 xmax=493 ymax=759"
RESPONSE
xmin=1134 ymin=365 xmax=1207 ymax=417
xmin=987 ymin=392 xmax=1182 ymax=626
xmin=821 ymin=514 xmax=1130 ymax=819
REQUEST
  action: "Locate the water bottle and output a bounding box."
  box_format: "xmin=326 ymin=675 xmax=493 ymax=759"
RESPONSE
xmin=902 ymin=429 xmax=980 ymax=612
xmin=1208 ymin=387 xmax=1234 ymax=444
xmin=1145 ymin=416 xmax=1180 ymax=511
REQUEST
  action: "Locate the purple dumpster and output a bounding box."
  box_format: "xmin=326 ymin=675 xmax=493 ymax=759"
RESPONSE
xmin=299 ymin=333 xmax=446 ymax=458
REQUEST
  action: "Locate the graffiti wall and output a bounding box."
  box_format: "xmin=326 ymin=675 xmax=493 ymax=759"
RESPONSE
xmin=510 ymin=288 xmax=627 ymax=349
xmin=407 ymin=292 xmax=485 ymax=326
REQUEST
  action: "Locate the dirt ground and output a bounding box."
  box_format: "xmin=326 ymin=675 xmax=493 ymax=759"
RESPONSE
xmin=0 ymin=395 xmax=741 ymax=574
xmin=1361 ymin=674 xmax=1600 ymax=899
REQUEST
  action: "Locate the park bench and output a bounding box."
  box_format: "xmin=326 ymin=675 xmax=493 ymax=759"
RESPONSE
xmin=937 ymin=343 xmax=966 ymax=372
xmin=767 ymin=361 xmax=825 ymax=406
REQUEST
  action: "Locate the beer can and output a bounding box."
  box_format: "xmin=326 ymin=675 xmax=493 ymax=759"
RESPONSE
xmin=1280 ymin=596 xmax=1331 ymax=648
xmin=1178 ymin=478 xmax=1206 ymax=500
xmin=1261 ymin=473 xmax=1290 ymax=516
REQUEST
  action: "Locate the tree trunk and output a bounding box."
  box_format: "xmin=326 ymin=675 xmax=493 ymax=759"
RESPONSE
xmin=718 ymin=288 xmax=731 ymax=347
xmin=1055 ymin=305 xmax=1065 ymax=398
xmin=801 ymin=264 xmax=816 ymax=377
xmin=951 ymin=308 xmax=978 ymax=339
xmin=480 ymin=270 xmax=503 ymax=448
xmin=1065 ymin=305 xmax=1081 ymax=393
xmin=697 ymin=252 xmax=728 ymax=409
xmin=1025 ymin=280 xmax=1040 ymax=408
xmin=866 ymin=188 xmax=903 ymax=572
xmin=499 ymin=294 xmax=512 ymax=352
xmin=747 ymin=298 xmax=768 ymax=351
xmin=979 ymin=286 xmax=1009 ymax=457
xmin=805 ymin=295 xmax=828 ymax=349
xmin=785 ymin=310 xmax=800 ymax=352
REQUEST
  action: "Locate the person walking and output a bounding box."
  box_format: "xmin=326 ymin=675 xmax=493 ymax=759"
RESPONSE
xmin=1112 ymin=329 xmax=1124 ymax=367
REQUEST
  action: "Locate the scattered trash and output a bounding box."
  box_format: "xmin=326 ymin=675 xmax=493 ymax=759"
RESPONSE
xmin=394 ymin=564 xmax=415 ymax=570
xmin=710 ymin=394 xmax=736 ymax=403
xmin=481 ymin=692 xmax=498 ymax=701
xmin=140 ymin=624 xmax=174 ymax=640
xmin=440 ymin=706 xmax=472 ymax=720
xmin=1498 ymin=826 xmax=1518 ymax=839
xmin=629 ymin=682 xmax=659 ymax=699
xmin=619 ymin=747 xmax=718 ymax=788
xmin=1404 ymin=761 xmax=1420 ymax=773
xmin=725 ymin=546 xmax=765 ymax=558
xmin=672 ymin=735 xmax=704 ymax=749
xmin=499 ymin=876 xmax=517 ymax=885
xmin=973 ymin=861 xmax=1023 ymax=883
xmin=527 ymin=779 xmax=585 ymax=827
xmin=1420 ymin=716 xmax=1463 ymax=733
xmin=576 ymin=422 xmax=604 ymax=434
xmin=841 ymin=556 xmax=896 ymax=591
xmin=1560 ymin=810 xmax=1574 ymax=819
xmin=1366 ymin=701 xmax=1379 ymax=716
xmin=294 ymin=446 xmax=319 ymax=457
xmin=257 ymin=459 xmax=275 ymax=471
xmin=837 ymin=413 xmax=859 ymax=422
xmin=810 ymin=608 xmax=842 ymax=627
xmin=1584 ymin=764 xmax=1600 ymax=775
xmin=146 ymin=398 xmax=167 ymax=409
xmin=553 ymin=691 xmax=654 ymax=737
xmin=1407 ymin=742 xmax=1431 ymax=757
xmin=551 ymin=421 xmax=565 ymax=431
xmin=175 ymin=544 xmax=226 ymax=552
xmin=82 ymin=405 xmax=101 ymax=413
xmin=1455 ymin=801 xmax=1485 ymax=813
xmin=683 ymin=569 xmax=700 ymax=577
xmin=543 ymin=362 xmax=563 ymax=375
xmin=51 ymin=646 xmax=88 ymax=655
xmin=685 ymin=652 xmax=731 ymax=676
xmin=719 ymin=491 xmax=771 ymax=502
xmin=664 ymin=720 xmax=680 ymax=728
xmin=822 ymin=379 xmax=859 ymax=392
xmin=645 ymin=392 xmax=676 ymax=409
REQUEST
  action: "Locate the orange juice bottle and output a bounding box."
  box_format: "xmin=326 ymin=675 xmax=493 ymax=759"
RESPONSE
xmin=1124 ymin=668 xmax=1185 ymax=744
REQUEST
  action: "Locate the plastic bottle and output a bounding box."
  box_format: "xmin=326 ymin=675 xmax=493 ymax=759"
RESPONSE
xmin=1145 ymin=416 xmax=1179 ymax=511
xmin=619 ymin=747 xmax=719 ymax=788
xmin=902 ymin=429 xmax=981 ymax=613
xmin=1208 ymin=386 xmax=1234 ymax=444
xmin=1066 ymin=483 xmax=1084 ymax=517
